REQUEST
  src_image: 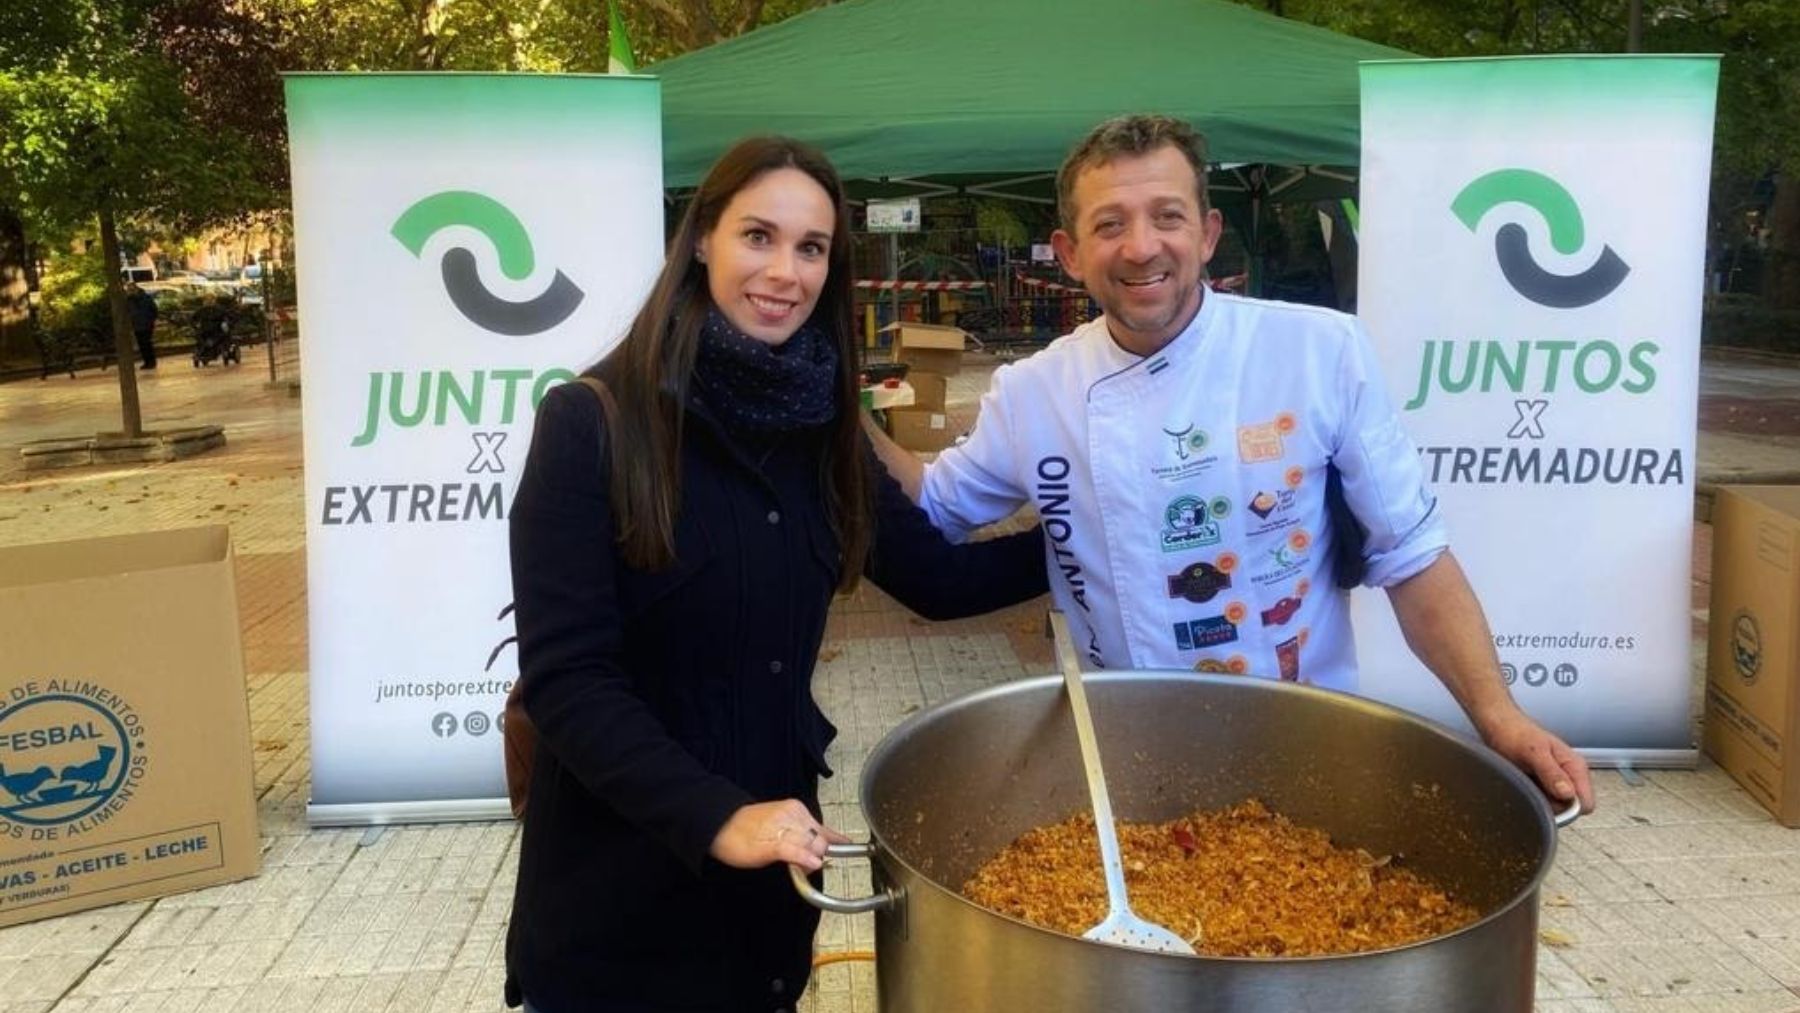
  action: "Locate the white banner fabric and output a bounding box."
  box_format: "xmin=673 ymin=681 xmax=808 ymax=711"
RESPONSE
xmin=285 ymin=74 xmax=663 ymax=817
xmin=1354 ymin=56 xmax=1718 ymax=757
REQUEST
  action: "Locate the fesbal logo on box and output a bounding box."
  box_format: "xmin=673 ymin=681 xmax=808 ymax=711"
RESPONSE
xmin=0 ymin=681 xmax=148 ymax=839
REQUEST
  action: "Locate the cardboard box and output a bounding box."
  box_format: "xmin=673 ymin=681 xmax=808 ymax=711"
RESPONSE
xmin=906 ymin=371 xmax=948 ymax=413
xmin=0 ymin=526 xmax=260 ymax=927
xmin=1704 ymin=486 xmax=1800 ymax=825
xmin=887 ymin=406 xmax=959 ymax=453
xmin=882 ymin=322 xmax=967 ymax=377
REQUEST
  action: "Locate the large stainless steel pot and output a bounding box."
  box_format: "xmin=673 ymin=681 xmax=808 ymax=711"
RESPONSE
xmin=793 ymin=671 xmax=1578 ymax=1012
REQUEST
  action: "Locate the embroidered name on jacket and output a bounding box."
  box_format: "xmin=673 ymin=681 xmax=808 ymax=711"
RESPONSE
xmin=1035 ymin=456 xmax=1090 ymax=613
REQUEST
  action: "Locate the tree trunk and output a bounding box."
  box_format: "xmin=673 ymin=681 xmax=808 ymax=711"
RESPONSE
xmin=1767 ymin=174 xmax=1800 ymax=312
xmin=412 ymin=0 xmax=456 ymax=70
xmin=731 ymin=0 xmax=769 ymax=36
xmin=1498 ymin=0 xmax=1522 ymax=48
xmin=98 ymin=205 xmax=144 ymax=438
xmin=0 ymin=206 xmax=29 ymax=365
xmin=645 ymin=0 xmax=721 ymax=51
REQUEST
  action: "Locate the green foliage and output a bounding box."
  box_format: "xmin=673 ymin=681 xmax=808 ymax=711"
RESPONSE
xmin=975 ymin=201 xmax=1031 ymax=249
xmin=1238 ymin=0 xmax=1800 ymax=179
xmin=1703 ymin=292 xmax=1800 ymax=352
xmin=278 ymin=0 xmax=599 ymax=72
xmin=36 ymin=243 xmax=106 ymax=321
xmin=1267 ymin=0 xmax=1635 ymax=55
xmin=1236 ymin=0 xmax=1800 ymax=306
xmin=0 ymin=1 xmax=273 ymax=237
xmin=270 ymin=0 xmax=833 ymax=74
xmin=33 ymin=245 xmax=113 ymax=368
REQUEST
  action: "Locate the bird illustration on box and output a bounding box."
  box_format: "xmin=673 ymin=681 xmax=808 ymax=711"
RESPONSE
xmin=0 ymin=764 xmax=55 ymax=804
xmin=58 ymin=745 xmax=117 ymax=795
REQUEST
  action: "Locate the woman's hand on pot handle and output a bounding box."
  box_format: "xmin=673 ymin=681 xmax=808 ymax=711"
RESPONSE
xmin=710 ymin=799 xmax=851 ymax=871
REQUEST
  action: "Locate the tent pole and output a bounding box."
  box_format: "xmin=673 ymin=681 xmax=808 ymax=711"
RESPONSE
xmin=1250 ymin=193 xmax=1263 ymax=298
xmin=889 ymin=232 xmax=900 ymax=325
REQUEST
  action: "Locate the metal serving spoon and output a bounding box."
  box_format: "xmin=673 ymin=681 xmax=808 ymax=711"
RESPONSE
xmin=1048 ymin=610 xmax=1196 ymax=955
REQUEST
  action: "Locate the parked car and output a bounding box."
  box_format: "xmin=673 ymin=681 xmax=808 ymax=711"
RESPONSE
xmin=142 ymin=271 xmax=208 ymax=300
xmin=161 ymin=270 xmax=213 ymax=288
xmin=120 ymin=265 xmax=156 ymax=284
xmin=144 ymin=285 xmax=189 ymax=307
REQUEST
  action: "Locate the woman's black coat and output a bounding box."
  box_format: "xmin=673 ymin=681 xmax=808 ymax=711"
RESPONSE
xmin=504 ymin=381 xmax=1046 ymax=1011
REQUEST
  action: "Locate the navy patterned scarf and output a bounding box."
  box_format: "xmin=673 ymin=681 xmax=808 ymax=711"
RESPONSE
xmin=691 ymin=305 xmax=839 ymax=433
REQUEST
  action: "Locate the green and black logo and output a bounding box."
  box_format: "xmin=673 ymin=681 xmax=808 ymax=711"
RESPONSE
xmin=1452 ymin=169 xmax=1629 ymax=309
xmin=392 ymin=191 xmax=584 ymax=336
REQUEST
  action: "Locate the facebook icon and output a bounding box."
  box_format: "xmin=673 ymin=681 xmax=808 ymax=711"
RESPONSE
xmin=431 ymin=712 xmax=459 ymax=738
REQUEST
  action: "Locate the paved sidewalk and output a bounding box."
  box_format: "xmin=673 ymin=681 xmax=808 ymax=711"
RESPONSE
xmin=1 ymin=349 xmax=1799 ymax=1012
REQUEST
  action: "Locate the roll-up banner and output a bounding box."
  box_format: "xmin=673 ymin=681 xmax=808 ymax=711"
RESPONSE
xmin=1354 ymin=56 xmax=1719 ymax=763
xmin=285 ymin=75 xmax=664 ymax=824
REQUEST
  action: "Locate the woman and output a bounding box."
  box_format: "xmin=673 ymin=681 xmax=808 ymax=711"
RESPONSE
xmin=504 ymin=137 xmax=1046 ymax=1012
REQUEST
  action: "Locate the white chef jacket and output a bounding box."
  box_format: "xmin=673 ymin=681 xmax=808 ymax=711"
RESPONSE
xmin=919 ymin=290 xmax=1447 ymax=689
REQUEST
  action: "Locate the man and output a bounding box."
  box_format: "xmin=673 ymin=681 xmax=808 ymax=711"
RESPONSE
xmin=871 ymin=114 xmax=1594 ymax=811
xmin=125 ymin=282 xmax=158 ymax=370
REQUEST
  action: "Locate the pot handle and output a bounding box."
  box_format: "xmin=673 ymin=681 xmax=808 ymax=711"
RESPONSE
xmin=789 ymin=841 xmax=901 ymax=915
xmin=1552 ymin=796 xmax=1582 ymax=829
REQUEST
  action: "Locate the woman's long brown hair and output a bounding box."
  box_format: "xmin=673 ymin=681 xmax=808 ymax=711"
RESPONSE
xmin=589 ymin=136 xmax=870 ymax=590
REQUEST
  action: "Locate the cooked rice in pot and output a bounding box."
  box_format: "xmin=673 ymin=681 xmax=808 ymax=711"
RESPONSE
xmin=962 ymin=800 xmax=1479 ymax=956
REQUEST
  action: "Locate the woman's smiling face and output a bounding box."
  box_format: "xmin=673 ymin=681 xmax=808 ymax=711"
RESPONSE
xmin=698 ymin=167 xmax=836 ymax=346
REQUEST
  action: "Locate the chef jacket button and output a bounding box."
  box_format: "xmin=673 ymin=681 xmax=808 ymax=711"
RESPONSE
xmin=770 ymin=978 xmax=785 ymax=994
xmin=767 ymin=509 xmax=781 ymax=524
xmin=769 ymin=660 xmax=784 ymax=674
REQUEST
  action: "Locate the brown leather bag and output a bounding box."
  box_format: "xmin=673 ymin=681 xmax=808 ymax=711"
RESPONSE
xmin=504 ymin=375 xmax=619 ymax=819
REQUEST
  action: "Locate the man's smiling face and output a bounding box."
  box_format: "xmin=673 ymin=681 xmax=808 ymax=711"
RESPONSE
xmin=1051 ymin=144 xmax=1222 ymax=356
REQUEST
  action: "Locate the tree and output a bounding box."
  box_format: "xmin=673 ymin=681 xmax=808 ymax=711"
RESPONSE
xmin=0 ymin=0 xmax=271 ymax=435
xmin=2 ymin=0 xmax=843 ymax=426
xmin=1238 ymin=0 xmax=1800 ymax=308
xmin=1673 ymin=2 xmax=1800 ymax=309
xmin=149 ymin=0 xmax=292 ymax=198
xmin=271 ymin=0 xmax=832 ymax=74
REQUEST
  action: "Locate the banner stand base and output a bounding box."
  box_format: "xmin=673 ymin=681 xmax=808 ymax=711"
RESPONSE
xmin=308 ymin=797 xmax=513 ymax=828
xmin=1582 ymin=748 xmax=1698 ymax=770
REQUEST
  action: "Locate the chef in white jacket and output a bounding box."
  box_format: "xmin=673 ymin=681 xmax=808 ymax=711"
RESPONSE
xmin=872 ymin=114 xmax=1594 ymax=812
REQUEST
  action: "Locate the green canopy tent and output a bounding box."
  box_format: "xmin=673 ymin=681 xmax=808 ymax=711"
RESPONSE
xmin=653 ymin=0 xmax=1409 ymax=196
xmin=652 ymin=0 xmax=1409 ymax=300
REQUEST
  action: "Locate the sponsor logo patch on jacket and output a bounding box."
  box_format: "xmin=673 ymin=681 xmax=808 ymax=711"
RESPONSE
xmin=1166 ymin=555 xmax=1236 ymax=603
xmin=1161 ymin=495 xmax=1231 ymax=553
xmin=1173 ymin=601 xmax=1247 ymax=651
xmin=1174 ymin=616 xmax=1238 ymax=651
xmin=1238 ymin=411 xmax=1298 ymax=463
xmin=1152 ymin=424 xmax=1220 ymax=482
